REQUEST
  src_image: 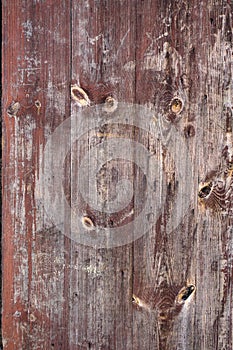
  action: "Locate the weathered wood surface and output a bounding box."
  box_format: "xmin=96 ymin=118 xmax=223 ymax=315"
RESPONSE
xmin=2 ymin=0 xmax=233 ymax=349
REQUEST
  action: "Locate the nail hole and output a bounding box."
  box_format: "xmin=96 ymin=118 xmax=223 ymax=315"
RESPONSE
xmin=170 ymin=97 xmax=183 ymax=114
xmin=184 ymin=124 xmax=195 ymax=138
xmin=82 ymin=215 xmax=94 ymax=230
xmin=176 ymin=284 xmax=195 ymax=304
xmin=71 ymin=85 xmax=90 ymax=107
xmin=35 ymin=100 xmax=41 ymax=108
xmin=198 ymin=182 xmax=213 ymax=198
xmin=29 ymin=313 xmax=36 ymax=322
xmin=35 ymin=100 xmax=41 ymax=114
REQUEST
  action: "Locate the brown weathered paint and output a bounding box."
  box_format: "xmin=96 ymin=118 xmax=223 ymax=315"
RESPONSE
xmin=2 ymin=1 xmax=233 ymax=349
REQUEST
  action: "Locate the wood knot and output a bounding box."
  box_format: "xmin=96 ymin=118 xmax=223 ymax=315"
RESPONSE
xmin=198 ymin=171 xmax=233 ymax=216
xmin=71 ymin=85 xmax=90 ymax=107
xmin=170 ymin=97 xmax=183 ymax=114
xmin=132 ymin=294 xmax=140 ymax=305
xmin=103 ymin=96 xmax=118 ymax=113
xmin=132 ymin=294 xmax=150 ymax=310
xmin=176 ymin=285 xmax=195 ymax=304
xmin=81 ymin=215 xmax=94 ymax=230
xmin=198 ymin=182 xmax=213 ymax=199
xmin=7 ymin=101 xmax=20 ymax=117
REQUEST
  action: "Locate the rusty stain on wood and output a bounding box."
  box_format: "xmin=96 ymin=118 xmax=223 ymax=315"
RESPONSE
xmin=2 ymin=0 xmax=233 ymax=349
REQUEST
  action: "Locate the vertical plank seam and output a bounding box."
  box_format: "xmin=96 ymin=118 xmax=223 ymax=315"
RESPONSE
xmin=68 ymin=0 xmax=73 ymax=347
xmin=132 ymin=0 xmax=139 ymax=346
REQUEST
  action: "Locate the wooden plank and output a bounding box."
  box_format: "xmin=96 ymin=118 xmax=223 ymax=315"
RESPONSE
xmin=69 ymin=1 xmax=137 ymax=348
xmin=132 ymin=1 xmax=233 ymax=349
xmin=2 ymin=0 xmax=233 ymax=349
xmin=2 ymin=0 xmax=71 ymax=349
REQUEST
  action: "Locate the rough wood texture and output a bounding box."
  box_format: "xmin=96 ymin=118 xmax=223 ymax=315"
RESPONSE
xmin=2 ymin=1 xmax=233 ymax=349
